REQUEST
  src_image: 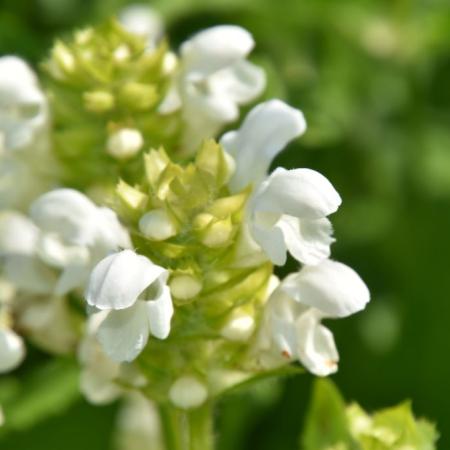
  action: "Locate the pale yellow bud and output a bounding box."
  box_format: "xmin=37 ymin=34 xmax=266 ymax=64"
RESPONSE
xmin=201 ymin=217 xmax=233 ymax=248
xmin=169 ymin=376 xmax=208 ymax=410
xmin=107 ymin=128 xmax=143 ymax=160
xmin=139 ymin=209 xmax=176 ymax=241
xmin=169 ymin=275 xmax=202 ymax=301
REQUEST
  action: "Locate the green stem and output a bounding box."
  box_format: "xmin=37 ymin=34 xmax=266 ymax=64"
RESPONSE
xmin=158 ymin=402 xmax=215 ymax=450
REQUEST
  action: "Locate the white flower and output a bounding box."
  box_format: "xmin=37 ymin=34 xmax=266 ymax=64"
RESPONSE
xmin=0 ymin=327 xmax=25 ymax=373
xmin=257 ymin=259 xmax=370 ymax=376
xmin=169 ymin=26 xmax=265 ymax=151
xmin=220 ymin=99 xmax=306 ymax=192
xmin=0 ymin=56 xmax=51 ymax=209
xmin=0 ymin=56 xmax=48 ymax=152
xmin=221 ymin=99 xmax=340 ymax=266
xmin=17 ymin=295 xmax=78 ymax=355
xmin=85 ymin=249 xmax=174 ymax=362
xmin=0 ymin=189 xmax=130 ymax=296
xmin=249 ymin=167 xmax=341 ymax=266
xmin=119 ymin=4 xmax=163 ymax=46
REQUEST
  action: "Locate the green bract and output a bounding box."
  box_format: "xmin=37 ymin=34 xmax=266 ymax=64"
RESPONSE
xmin=302 ymin=379 xmax=438 ymax=450
xmin=42 ymin=20 xmax=180 ymax=191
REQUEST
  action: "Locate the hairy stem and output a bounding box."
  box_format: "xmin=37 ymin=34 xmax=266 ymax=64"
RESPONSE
xmin=158 ymin=402 xmax=215 ymax=450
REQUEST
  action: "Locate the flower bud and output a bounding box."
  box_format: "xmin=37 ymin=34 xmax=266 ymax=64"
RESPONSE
xmin=119 ymin=82 xmax=158 ymax=110
xmin=169 ymin=376 xmax=208 ymax=409
xmin=0 ymin=328 xmax=25 ymax=373
xmin=83 ymin=90 xmax=115 ymax=113
xmin=221 ymin=312 xmax=255 ymax=341
xmin=139 ymin=209 xmax=177 ymax=241
xmin=107 ymin=128 xmax=143 ymax=160
xmin=169 ymin=275 xmax=202 ymax=301
xmin=200 ymin=217 xmax=233 ymax=248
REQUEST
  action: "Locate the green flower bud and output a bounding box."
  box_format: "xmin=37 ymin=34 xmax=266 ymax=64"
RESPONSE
xmin=42 ymin=19 xmax=181 ymax=192
xmin=83 ymin=90 xmax=115 ymax=113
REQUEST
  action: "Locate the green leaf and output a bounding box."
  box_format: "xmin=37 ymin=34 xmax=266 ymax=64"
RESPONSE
xmin=301 ymin=379 xmax=360 ymax=450
xmin=0 ymin=358 xmax=81 ymax=434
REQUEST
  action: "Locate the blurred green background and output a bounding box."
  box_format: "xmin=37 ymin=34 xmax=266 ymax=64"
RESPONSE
xmin=1 ymin=0 xmax=449 ymax=448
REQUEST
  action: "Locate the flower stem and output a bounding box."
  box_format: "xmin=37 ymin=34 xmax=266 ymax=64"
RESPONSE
xmin=158 ymin=402 xmax=215 ymax=450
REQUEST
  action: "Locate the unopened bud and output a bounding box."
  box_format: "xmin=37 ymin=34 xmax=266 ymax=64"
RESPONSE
xmin=53 ymin=42 xmax=75 ymax=74
xmin=201 ymin=217 xmax=233 ymax=248
xmin=83 ymin=90 xmax=115 ymax=113
xmin=170 ymin=275 xmax=202 ymax=301
xmin=0 ymin=328 xmax=25 ymax=373
xmin=221 ymin=313 xmax=255 ymax=342
xmin=169 ymin=376 xmax=208 ymax=409
xmin=119 ymin=82 xmax=158 ymax=110
xmin=139 ymin=209 xmax=176 ymax=241
xmin=107 ymin=128 xmax=143 ymax=160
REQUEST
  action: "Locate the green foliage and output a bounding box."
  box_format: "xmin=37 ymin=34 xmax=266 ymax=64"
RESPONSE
xmin=0 ymin=358 xmax=80 ymax=434
xmin=302 ymin=379 xmax=358 ymax=450
xmin=302 ymin=379 xmax=438 ymax=450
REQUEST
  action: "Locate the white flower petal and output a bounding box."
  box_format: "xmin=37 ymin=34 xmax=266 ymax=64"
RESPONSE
xmin=276 ymin=216 xmax=334 ymax=265
xmin=97 ymin=301 xmax=150 ymax=362
xmin=252 ymin=167 xmax=341 ymax=219
xmin=0 ymin=328 xmax=25 ymax=373
xmin=209 ymin=60 xmax=266 ymax=105
xmin=282 ymin=259 xmax=370 ymax=318
xmin=145 ymin=285 xmax=173 ymax=340
xmin=86 ymin=249 xmax=167 ymax=310
xmin=30 ymin=189 xmax=99 ymax=246
xmin=80 ymin=368 xmax=122 ymax=405
xmin=250 ymin=221 xmax=288 ymax=266
xmin=0 ymin=211 xmax=39 ymax=255
xmin=96 ymin=207 xmax=131 ymax=250
xmin=221 ymin=100 xmax=306 ymax=192
xmin=0 ymin=56 xmax=48 ymax=152
xmin=296 ymin=310 xmax=339 ymax=376
xmin=4 ymin=255 xmax=56 ymax=294
xmin=181 ymin=26 xmax=254 ymax=76
xmin=55 ymin=264 xmax=91 ymax=296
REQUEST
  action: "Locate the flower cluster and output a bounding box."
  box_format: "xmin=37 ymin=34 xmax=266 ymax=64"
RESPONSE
xmin=0 ymin=6 xmax=369 ymax=417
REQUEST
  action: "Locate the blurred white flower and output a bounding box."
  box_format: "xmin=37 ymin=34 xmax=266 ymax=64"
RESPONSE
xmin=114 ymin=392 xmax=164 ymax=450
xmin=0 ymin=56 xmax=51 ymax=210
xmin=118 ymin=4 xmax=164 ymax=48
xmin=164 ymin=26 xmax=265 ymax=151
xmin=78 ymin=311 xmax=123 ymax=404
xmin=0 ymin=56 xmax=48 ymax=152
xmin=16 ymin=295 xmax=78 ymax=354
xmin=0 ymin=326 xmax=25 ymax=373
xmin=0 ymin=189 xmax=130 ymax=296
xmin=86 ymin=249 xmax=174 ymax=362
xmin=257 ymin=259 xmax=370 ymax=376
